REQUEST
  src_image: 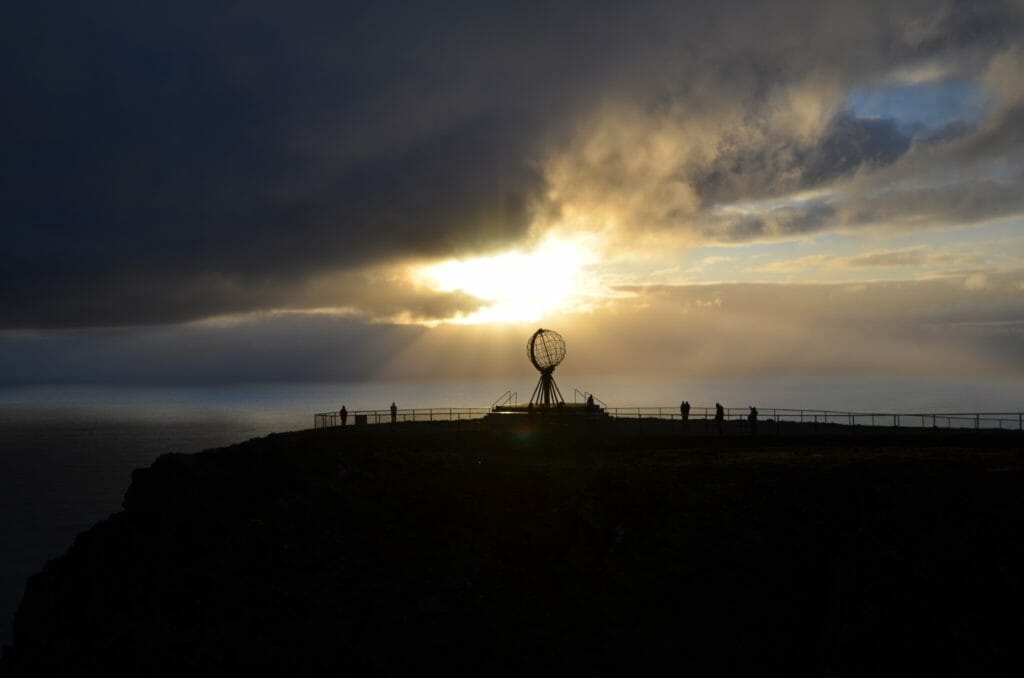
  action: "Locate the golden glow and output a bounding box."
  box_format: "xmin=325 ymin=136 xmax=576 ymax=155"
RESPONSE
xmin=417 ymin=234 xmax=599 ymax=324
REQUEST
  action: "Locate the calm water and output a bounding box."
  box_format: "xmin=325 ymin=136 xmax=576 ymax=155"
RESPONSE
xmin=1 ymin=376 xmax=1022 ymax=645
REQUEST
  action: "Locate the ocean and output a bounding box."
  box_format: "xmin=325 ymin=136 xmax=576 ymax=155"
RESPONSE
xmin=1 ymin=375 xmax=1022 ymax=646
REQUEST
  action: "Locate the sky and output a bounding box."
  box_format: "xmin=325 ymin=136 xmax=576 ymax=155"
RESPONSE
xmin=2 ymin=0 xmax=1023 ymax=385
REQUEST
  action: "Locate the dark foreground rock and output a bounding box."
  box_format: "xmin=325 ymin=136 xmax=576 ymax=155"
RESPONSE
xmin=3 ymin=425 xmax=1024 ymax=675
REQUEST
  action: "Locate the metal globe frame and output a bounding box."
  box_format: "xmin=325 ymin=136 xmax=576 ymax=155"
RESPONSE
xmin=527 ymin=328 xmax=566 ymax=407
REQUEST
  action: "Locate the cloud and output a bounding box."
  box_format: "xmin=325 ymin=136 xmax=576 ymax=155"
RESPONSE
xmin=690 ymin=114 xmax=913 ymax=209
xmin=1 ymin=1 xmax=1023 ymax=329
xmin=0 ymin=261 xmax=489 ymax=329
xmin=754 ymin=246 xmax=991 ymax=274
xmin=844 ymin=250 xmax=927 ymax=267
xmin=756 ymin=254 xmax=838 ymax=273
xmin=964 ymin=272 xmax=990 ymax=290
xmin=593 ymin=272 xmax=1024 ymax=376
xmin=4 ymin=271 xmax=1023 ymax=385
xmin=543 ymin=5 xmax=1024 ymax=250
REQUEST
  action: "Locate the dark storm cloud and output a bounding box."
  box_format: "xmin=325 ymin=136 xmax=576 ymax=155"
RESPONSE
xmin=710 ymin=201 xmax=839 ymax=242
xmin=0 ymin=266 xmax=487 ymax=330
xmin=693 ymin=114 xmax=914 ymax=208
xmin=906 ymin=0 xmax=1024 ymax=51
xmin=1 ymin=1 xmax=559 ymax=328
xmin=842 ymin=174 xmax=1024 ymax=229
xmin=3 ymin=0 xmax=1023 ymax=329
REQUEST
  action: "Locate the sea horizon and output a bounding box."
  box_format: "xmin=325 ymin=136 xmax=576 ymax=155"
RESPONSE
xmin=4 ymin=373 xmax=1023 ymax=419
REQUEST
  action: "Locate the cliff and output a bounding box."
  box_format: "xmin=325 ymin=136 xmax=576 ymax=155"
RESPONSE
xmin=3 ymin=425 xmax=1024 ymax=675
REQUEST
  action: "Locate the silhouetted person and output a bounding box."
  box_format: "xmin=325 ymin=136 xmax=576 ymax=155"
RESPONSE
xmin=715 ymin=402 xmax=724 ymax=435
xmin=586 ymin=394 xmax=594 ymax=410
xmin=748 ymin=406 xmax=758 ymax=435
xmin=340 ymin=406 xmax=348 ymax=426
xmin=390 ymin=402 xmax=397 ymax=423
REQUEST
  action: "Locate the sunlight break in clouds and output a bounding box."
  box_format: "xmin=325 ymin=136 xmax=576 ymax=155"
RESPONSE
xmin=415 ymin=233 xmax=602 ymax=324
xmin=3 ymin=1 xmax=1024 ymax=383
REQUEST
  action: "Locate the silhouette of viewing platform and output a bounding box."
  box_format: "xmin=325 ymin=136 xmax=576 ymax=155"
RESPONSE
xmin=315 ymin=327 xmax=1023 ymax=434
xmin=314 ymin=402 xmax=1024 ymax=433
xmin=491 ymin=403 xmax=599 ymax=414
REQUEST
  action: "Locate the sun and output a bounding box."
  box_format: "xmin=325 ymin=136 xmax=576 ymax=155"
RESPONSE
xmin=416 ymin=234 xmax=598 ymax=324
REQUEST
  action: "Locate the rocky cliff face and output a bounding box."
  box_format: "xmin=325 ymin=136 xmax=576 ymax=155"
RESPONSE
xmin=3 ymin=426 xmax=1024 ymax=675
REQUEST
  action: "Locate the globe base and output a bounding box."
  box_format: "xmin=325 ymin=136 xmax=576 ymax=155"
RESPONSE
xmin=529 ymin=368 xmax=565 ymax=407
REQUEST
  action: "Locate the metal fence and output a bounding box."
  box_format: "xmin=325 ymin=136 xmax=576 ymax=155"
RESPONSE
xmin=315 ymin=404 xmax=1023 ymax=431
xmin=602 ymin=406 xmax=1024 ymax=431
xmin=315 ymin=407 xmax=491 ymax=429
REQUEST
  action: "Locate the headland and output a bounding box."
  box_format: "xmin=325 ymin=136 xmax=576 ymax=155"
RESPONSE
xmin=2 ymin=420 xmax=1023 ymax=675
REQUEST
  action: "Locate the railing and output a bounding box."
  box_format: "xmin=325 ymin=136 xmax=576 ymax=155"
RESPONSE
xmin=599 ymin=406 xmax=1024 ymax=431
xmin=315 ymin=404 xmax=1023 ymax=432
xmin=315 ymin=407 xmax=490 ymax=429
xmin=492 ymin=390 xmax=518 ymax=407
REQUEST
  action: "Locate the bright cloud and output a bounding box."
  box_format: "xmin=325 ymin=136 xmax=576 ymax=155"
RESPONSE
xmin=414 ymin=234 xmax=604 ymax=324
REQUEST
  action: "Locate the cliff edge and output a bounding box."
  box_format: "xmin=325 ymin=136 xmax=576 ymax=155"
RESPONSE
xmin=3 ymin=426 xmax=1024 ymax=675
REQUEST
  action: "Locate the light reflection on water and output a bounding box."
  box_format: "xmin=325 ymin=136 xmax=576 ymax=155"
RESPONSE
xmin=1 ymin=376 xmax=1021 ymax=645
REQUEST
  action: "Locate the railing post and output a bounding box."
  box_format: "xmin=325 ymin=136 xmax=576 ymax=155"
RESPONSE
xmin=1019 ymin=413 xmax=1022 ymax=431
xmin=975 ymin=414 xmax=980 ymax=430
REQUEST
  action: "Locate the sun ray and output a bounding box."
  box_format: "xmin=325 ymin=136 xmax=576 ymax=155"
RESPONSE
xmin=414 ymin=233 xmax=601 ymax=324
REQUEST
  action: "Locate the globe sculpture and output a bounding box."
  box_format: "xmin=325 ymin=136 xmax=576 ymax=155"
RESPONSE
xmin=527 ymin=328 xmax=566 ymax=407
